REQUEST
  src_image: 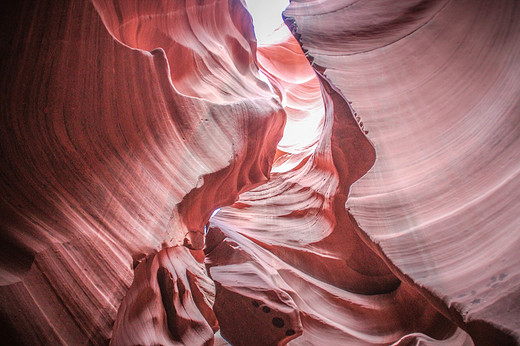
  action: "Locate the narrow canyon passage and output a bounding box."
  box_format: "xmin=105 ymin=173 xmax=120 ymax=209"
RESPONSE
xmin=203 ymin=7 xmax=468 ymax=345
xmin=0 ymin=0 xmax=519 ymax=345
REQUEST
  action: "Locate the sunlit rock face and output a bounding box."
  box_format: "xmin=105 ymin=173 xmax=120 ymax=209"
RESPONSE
xmin=0 ymin=0 xmax=519 ymax=345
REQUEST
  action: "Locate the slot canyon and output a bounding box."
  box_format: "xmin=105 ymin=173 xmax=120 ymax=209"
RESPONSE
xmin=0 ymin=0 xmax=519 ymax=345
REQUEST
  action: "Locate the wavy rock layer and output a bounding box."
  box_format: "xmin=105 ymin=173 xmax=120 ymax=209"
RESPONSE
xmin=111 ymin=246 xmax=218 ymax=345
xmin=285 ymin=0 xmax=520 ymax=344
xmin=256 ymin=26 xmax=325 ymax=171
xmin=0 ymin=0 xmax=283 ymax=344
xmin=206 ymin=34 xmax=472 ymax=344
xmin=1 ymin=0 xmax=518 ymax=345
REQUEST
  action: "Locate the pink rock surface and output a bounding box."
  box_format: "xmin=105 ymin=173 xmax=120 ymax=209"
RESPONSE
xmin=112 ymin=246 xmax=218 ymax=345
xmin=91 ymin=0 xmax=273 ymax=103
xmin=0 ymin=0 xmax=283 ymax=343
xmin=256 ymin=26 xmax=325 ymax=170
xmin=285 ymin=0 xmax=520 ymax=344
xmin=0 ymin=0 xmax=518 ymax=344
xmin=206 ymin=49 xmax=471 ymax=344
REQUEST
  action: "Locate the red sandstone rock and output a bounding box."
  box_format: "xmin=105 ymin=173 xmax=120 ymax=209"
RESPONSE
xmin=112 ymin=246 xmax=218 ymax=345
xmin=0 ymin=0 xmax=518 ymax=344
xmin=256 ymin=26 xmax=325 ymax=172
xmin=0 ymin=0 xmax=283 ymax=344
xmin=206 ymin=47 xmax=471 ymax=344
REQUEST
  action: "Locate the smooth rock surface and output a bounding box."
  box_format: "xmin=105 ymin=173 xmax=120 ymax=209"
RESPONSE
xmin=206 ymin=41 xmax=472 ymax=343
xmin=0 ymin=0 xmax=283 ymax=344
xmin=285 ymin=0 xmax=520 ymax=344
xmin=0 ymin=0 xmax=518 ymax=344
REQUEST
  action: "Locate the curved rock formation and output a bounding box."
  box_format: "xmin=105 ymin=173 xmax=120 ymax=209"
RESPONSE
xmin=0 ymin=0 xmax=518 ymax=345
xmin=205 ymin=27 xmax=471 ymax=344
xmin=112 ymin=246 xmax=218 ymax=345
xmin=0 ymin=0 xmax=283 ymax=344
xmin=256 ymin=26 xmax=325 ymax=172
xmin=284 ymin=0 xmax=520 ymax=344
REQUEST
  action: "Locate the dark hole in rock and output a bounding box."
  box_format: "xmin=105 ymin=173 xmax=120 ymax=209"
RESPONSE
xmin=272 ymin=317 xmax=285 ymax=328
xmin=286 ymin=329 xmax=296 ymax=336
xmin=262 ymin=306 xmax=271 ymax=313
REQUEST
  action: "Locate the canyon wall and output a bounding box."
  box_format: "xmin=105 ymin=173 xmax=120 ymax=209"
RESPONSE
xmin=0 ymin=0 xmax=283 ymax=344
xmin=0 ymin=0 xmax=518 ymax=345
xmin=284 ymin=0 xmax=520 ymax=344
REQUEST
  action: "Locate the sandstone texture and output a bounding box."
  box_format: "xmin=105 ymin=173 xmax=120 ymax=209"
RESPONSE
xmin=0 ymin=0 xmax=518 ymax=345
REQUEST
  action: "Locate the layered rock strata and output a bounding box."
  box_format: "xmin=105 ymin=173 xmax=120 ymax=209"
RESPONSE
xmin=284 ymin=0 xmax=520 ymax=344
xmin=0 ymin=0 xmax=518 ymax=345
xmin=0 ymin=0 xmax=283 ymax=344
xmin=206 ymin=26 xmax=472 ymax=345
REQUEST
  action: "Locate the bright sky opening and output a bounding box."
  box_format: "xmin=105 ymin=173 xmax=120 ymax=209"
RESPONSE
xmin=244 ymin=0 xmax=291 ymax=44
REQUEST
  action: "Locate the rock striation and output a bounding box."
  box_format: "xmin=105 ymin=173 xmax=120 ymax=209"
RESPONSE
xmin=284 ymin=0 xmax=520 ymax=344
xmin=0 ymin=0 xmax=518 ymax=345
xmin=206 ymin=24 xmax=471 ymax=345
xmin=0 ymin=0 xmax=283 ymax=344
